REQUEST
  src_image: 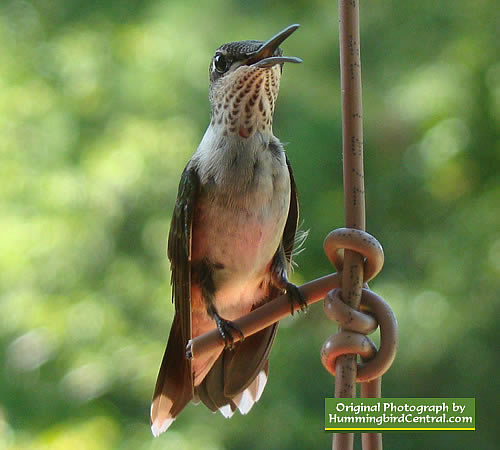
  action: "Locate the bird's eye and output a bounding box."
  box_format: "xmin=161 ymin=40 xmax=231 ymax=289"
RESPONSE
xmin=214 ymin=53 xmax=229 ymax=73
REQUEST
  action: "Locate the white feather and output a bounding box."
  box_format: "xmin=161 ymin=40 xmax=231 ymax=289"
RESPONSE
xmin=237 ymin=389 xmax=255 ymax=415
xmin=219 ymin=404 xmax=235 ymax=418
xmin=151 ymin=417 xmax=175 ymax=437
xmin=254 ymin=370 xmax=268 ymax=402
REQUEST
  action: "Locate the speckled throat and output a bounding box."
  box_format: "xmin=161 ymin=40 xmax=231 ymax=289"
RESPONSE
xmin=210 ymin=65 xmax=281 ymax=139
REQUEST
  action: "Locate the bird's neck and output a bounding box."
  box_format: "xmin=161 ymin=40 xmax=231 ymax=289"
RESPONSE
xmin=208 ymin=65 xmax=281 ymax=140
xmin=191 ymin=122 xmax=282 ymax=195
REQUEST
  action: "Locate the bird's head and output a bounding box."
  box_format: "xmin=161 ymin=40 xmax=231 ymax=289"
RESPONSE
xmin=208 ymin=24 xmax=301 ymax=139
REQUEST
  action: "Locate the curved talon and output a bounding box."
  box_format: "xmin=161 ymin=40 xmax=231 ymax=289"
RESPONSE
xmin=214 ymin=314 xmax=245 ymax=350
xmin=286 ymin=282 xmax=307 ymax=315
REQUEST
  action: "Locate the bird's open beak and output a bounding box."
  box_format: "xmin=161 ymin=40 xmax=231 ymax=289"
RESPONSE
xmin=246 ymin=24 xmax=302 ymax=68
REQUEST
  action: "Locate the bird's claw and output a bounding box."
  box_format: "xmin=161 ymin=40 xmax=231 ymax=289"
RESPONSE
xmin=285 ymin=282 xmax=307 ymax=315
xmin=214 ymin=314 xmax=245 ymax=350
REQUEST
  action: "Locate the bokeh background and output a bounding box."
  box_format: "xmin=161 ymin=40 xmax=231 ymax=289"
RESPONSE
xmin=0 ymin=0 xmax=498 ymax=449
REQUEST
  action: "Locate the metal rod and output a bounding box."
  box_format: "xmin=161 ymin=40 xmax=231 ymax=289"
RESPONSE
xmin=334 ymin=1 xmax=367 ymax=449
xmin=361 ymin=379 xmax=383 ymax=450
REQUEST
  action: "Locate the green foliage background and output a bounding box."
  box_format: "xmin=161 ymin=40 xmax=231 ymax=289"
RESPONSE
xmin=0 ymin=0 xmax=498 ymax=449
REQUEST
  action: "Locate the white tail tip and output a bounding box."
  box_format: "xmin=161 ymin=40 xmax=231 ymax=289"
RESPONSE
xmin=151 ymin=417 xmax=175 ymax=437
xmin=237 ymin=389 xmax=254 ymax=415
xmin=219 ymin=404 xmax=235 ymax=418
xmin=255 ymin=370 xmax=267 ymax=402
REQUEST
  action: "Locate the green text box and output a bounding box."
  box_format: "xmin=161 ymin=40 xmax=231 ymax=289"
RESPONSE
xmin=325 ymin=398 xmax=475 ymax=431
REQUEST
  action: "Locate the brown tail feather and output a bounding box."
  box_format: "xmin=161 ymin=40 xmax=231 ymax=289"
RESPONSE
xmin=150 ymin=314 xmax=193 ymax=436
xmin=223 ymin=323 xmax=277 ymax=397
xmin=195 ymin=323 xmax=277 ymax=415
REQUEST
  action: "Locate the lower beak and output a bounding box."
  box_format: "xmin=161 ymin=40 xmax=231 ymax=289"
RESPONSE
xmin=246 ymin=24 xmax=302 ymax=68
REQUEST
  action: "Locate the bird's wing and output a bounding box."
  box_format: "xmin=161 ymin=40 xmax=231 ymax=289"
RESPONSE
xmin=167 ymin=165 xmax=200 ymax=354
xmin=283 ymin=153 xmax=299 ymax=265
xmin=150 ymin=166 xmax=200 ymax=435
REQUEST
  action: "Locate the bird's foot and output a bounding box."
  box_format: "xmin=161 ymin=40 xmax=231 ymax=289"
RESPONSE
xmin=285 ymin=282 xmax=307 ymax=315
xmin=214 ymin=313 xmax=245 ymax=350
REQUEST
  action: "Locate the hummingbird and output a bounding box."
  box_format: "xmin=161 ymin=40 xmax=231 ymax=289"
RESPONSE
xmin=151 ymin=24 xmax=305 ymax=436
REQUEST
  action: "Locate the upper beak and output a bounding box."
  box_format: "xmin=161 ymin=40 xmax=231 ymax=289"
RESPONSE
xmin=246 ymin=24 xmax=302 ymax=68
